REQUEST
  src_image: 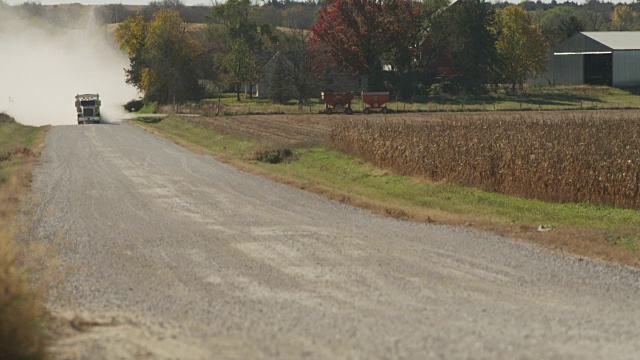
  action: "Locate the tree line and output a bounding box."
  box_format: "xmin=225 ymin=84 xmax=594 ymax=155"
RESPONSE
xmin=5 ymin=0 xmax=640 ymax=103
xmin=115 ymin=0 xmax=549 ymax=103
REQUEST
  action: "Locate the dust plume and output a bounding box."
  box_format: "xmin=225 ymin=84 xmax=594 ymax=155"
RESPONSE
xmin=0 ymin=8 xmax=138 ymax=126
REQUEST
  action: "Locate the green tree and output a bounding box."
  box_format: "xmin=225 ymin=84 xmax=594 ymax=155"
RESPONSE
xmin=417 ymin=0 xmax=453 ymax=69
xmin=115 ymin=15 xmax=147 ymax=91
xmin=269 ymin=53 xmax=290 ymax=103
xmin=279 ymin=28 xmax=317 ymax=104
xmin=537 ymin=6 xmax=587 ymax=46
xmin=145 ymin=9 xmax=204 ymax=102
xmin=442 ymin=0 xmax=498 ymax=93
xmin=208 ymin=0 xmax=278 ymax=99
xmin=115 ymin=10 xmax=204 ymax=103
xmin=584 ymin=0 xmax=612 ymax=31
xmin=221 ymin=39 xmax=255 ymax=101
xmin=560 ymin=15 xmax=585 ymax=41
xmin=492 ymin=5 xmax=548 ymax=91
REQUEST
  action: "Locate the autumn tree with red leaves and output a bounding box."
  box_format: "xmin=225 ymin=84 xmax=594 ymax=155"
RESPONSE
xmin=309 ymin=0 xmax=422 ymax=90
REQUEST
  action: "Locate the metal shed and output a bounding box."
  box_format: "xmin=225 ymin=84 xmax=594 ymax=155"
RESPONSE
xmin=550 ymin=32 xmax=640 ymax=87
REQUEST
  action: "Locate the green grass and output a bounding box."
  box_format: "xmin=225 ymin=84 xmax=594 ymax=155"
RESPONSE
xmin=392 ymin=85 xmax=640 ymax=112
xmin=0 ymin=114 xmax=48 ymax=360
xmin=607 ymin=233 xmax=640 ymax=251
xmin=133 ymin=115 xmax=255 ymax=154
xmin=0 ymin=119 xmax=41 ymax=153
xmin=0 ymin=118 xmax=42 ymax=186
xmin=136 ymin=102 xmax=156 ymax=114
xmin=196 ymin=85 xmax=640 ymax=115
xmin=257 ymin=147 xmax=640 ymax=229
xmin=194 ymin=95 xmax=327 ymax=115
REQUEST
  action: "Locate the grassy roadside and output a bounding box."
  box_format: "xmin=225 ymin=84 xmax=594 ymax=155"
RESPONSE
xmin=133 ymin=115 xmax=640 ymax=267
xmin=0 ymin=113 xmax=49 ymax=359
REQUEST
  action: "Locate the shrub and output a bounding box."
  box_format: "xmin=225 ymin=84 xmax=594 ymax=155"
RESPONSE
xmin=255 ymin=148 xmax=293 ymax=164
xmin=0 ymin=113 xmax=15 ymax=124
xmin=124 ymin=99 xmax=145 ymax=112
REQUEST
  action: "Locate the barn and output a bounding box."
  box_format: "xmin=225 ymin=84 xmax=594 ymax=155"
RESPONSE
xmin=549 ymin=32 xmax=640 ymax=87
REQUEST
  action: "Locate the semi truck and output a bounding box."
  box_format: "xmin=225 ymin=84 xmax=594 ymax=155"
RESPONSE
xmin=75 ymin=94 xmax=101 ymax=124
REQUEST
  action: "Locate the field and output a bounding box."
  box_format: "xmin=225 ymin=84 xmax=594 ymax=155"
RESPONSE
xmin=134 ymin=109 xmax=640 ymax=267
xmin=330 ymin=111 xmax=640 ymax=209
xmin=0 ymin=113 xmax=49 ymax=359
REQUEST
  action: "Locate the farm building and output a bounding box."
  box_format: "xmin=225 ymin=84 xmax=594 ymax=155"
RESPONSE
xmin=546 ymin=32 xmax=640 ymax=87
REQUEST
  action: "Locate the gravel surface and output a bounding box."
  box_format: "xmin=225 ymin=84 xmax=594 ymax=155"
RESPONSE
xmin=29 ymin=123 xmax=640 ymax=359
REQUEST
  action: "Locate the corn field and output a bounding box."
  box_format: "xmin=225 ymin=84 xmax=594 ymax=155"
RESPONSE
xmin=329 ymin=113 xmax=640 ymax=209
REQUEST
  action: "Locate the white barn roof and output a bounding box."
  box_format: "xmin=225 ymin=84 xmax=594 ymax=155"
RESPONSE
xmin=582 ymin=32 xmax=640 ymax=51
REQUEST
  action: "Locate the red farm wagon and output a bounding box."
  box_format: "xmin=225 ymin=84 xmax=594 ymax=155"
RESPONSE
xmin=321 ymin=92 xmax=354 ymax=115
xmin=361 ymin=92 xmax=390 ymax=114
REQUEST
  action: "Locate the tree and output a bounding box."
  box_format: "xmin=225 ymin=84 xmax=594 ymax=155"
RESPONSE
xmin=537 ymin=6 xmax=587 ymax=46
xmin=441 ymin=0 xmax=498 ymax=93
xmin=560 ymin=15 xmax=585 ymax=40
xmin=221 ymin=39 xmax=255 ymax=101
xmin=386 ymin=0 xmax=452 ymax=98
xmin=611 ymin=5 xmax=637 ymax=31
xmin=115 ymin=10 xmax=204 ymax=103
xmin=383 ymin=0 xmax=426 ymax=96
xmin=145 ymin=9 xmax=204 ymax=102
xmin=492 ymin=5 xmax=548 ymax=91
xmin=19 ymin=2 xmax=45 ymax=18
xmin=140 ymin=0 xmax=185 ymax=21
xmin=95 ymin=4 xmax=135 ymax=24
xmin=309 ymin=0 xmax=422 ymax=89
xmin=211 ymin=0 xmax=255 ymax=41
xmin=584 ymin=0 xmax=612 ymax=31
xmin=269 ymin=54 xmax=291 ymax=103
xmin=208 ymin=0 xmax=278 ymax=99
xmin=115 ymin=15 xmax=147 ymax=91
xmin=417 ymin=0 xmax=453 ymax=69
xmin=279 ymin=28 xmax=318 ymax=104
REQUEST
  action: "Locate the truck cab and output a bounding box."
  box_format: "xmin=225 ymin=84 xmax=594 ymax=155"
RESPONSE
xmin=75 ymin=94 xmax=101 ymax=124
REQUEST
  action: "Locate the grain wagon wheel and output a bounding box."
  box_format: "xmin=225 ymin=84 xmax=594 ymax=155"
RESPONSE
xmin=363 ymin=108 xmax=370 ymax=114
xmin=325 ymin=108 xmax=332 ymax=115
xmin=382 ymin=107 xmax=389 ymax=114
xmin=345 ymin=108 xmax=353 ymax=115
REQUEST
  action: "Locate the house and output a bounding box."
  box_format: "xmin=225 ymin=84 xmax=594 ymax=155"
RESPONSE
xmin=257 ymin=51 xmax=295 ymax=100
xmin=257 ymin=51 xmax=358 ymax=101
xmin=546 ymin=32 xmax=640 ymax=87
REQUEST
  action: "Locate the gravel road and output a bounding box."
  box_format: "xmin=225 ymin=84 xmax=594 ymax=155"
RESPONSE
xmin=29 ymin=123 xmax=640 ymax=359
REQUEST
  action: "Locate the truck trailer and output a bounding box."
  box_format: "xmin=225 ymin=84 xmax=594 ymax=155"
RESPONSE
xmin=75 ymin=94 xmax=101 ymax=124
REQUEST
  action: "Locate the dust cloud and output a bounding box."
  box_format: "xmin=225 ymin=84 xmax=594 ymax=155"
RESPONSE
xmin=0 ymin=9 xmax=138 ymax=126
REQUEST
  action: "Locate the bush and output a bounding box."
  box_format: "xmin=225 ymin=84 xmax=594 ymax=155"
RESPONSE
xmin=255 ymin=148 xmax=293 ymax=164
xmin=0 ymin=113 xmax=15 ymax=124
xmin=124 ymin=99 xmax=145 ymax=112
